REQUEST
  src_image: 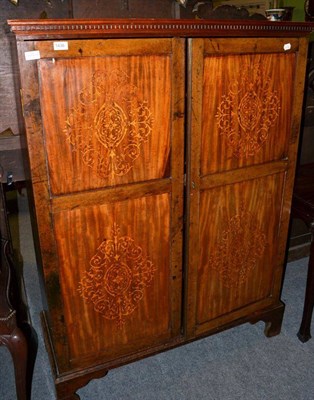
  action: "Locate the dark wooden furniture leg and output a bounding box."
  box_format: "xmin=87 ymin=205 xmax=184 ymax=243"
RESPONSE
xmin=291 ymin=163 xmax=314 ymax=343
xmin=0 ymin=176 xmax=36 ymax=400
xmin=0 ymin=324 xmax=28 ymax=400
xmin=55 ymin=365 xmax=108 ymax=400
xmin=297 ymin=223 xmax=314 ymax=342
xmin=0 ymin=243 xmax=29 ymax=400
xmin=250 ymin=302 xmax=285 ymax=337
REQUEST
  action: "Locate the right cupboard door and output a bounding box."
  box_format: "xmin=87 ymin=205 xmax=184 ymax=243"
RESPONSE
xmin=186 ymin=37 xmax=308 ymax=338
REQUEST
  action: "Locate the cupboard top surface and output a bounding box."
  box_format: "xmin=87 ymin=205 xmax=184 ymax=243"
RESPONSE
xmin=7 ymin=18 xmax=314 ymax=40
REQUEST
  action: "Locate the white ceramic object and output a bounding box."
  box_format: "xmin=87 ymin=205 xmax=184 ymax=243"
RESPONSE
xmin=265 ymin=8 xmax=286 ymax=21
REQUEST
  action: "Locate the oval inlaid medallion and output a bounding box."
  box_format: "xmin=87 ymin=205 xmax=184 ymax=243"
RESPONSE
xmin=215 ymin=60 xmax=280 ymax=158
xmin=64 ymin=69 xmax=153 ymax=178
xmin=209 ymin=209 xmax=267 ymax=289
xmin=78 ymin=224 xmax=156 ymax=328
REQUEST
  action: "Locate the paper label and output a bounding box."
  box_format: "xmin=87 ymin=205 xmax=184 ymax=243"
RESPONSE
xmin=24 ymin=50 xmax=40 ymax=61
xmin=53 ymin=41 xmax=69 ymax=51
xmin=284 ymin=43 xmax=291 ymax=51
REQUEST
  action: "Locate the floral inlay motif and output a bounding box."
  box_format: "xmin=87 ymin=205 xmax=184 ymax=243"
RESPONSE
xmin=208 ymin=209 xmax=267 ymax=289
xmin=64 ymin=69 xmax=153 ymax=178
xmin=215 ymin=60 xmax=280 ymax=158
xmin=78 ymin=224 xmax=156 ymax=327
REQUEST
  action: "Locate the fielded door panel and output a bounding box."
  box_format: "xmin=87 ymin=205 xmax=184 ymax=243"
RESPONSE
xmin=186 ymin=37 xmax=308 ymax=338
xmin=18 ymin=38 xmax=185 ymax=372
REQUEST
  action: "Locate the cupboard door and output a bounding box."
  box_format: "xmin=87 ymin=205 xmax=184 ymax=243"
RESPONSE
xmin=186 ymin=38 xmax=308 ymax=338
xmin=36 ymin=39 xmax=174 ymax=195
xmin=18 ymin=38 xmax=185 ymax=372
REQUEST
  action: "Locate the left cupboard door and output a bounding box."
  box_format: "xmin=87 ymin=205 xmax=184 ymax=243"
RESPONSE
xmin=17 ymin=38 xmax=185 ymax=373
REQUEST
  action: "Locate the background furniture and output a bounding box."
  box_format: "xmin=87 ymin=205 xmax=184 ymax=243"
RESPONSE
xmin=0 ymin=169 xmax=28 ymax=400
xmin=9 ymin=19 xmax=313 ymax=400
xmin=291 ymin=163 xmax=314 ymax=342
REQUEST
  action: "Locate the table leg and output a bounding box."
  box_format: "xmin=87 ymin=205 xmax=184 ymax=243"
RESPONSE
xmin=297 ymin=226 xmax=314 ymax=342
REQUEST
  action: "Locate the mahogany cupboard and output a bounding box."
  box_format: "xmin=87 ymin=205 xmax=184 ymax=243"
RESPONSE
xmin=8 ymin=19 xmax=313 ymax=399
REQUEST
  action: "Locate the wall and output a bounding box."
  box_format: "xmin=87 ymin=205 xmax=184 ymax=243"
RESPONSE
xmin=72 ymin=0 xmax=175 ymax=18
xmin=283 ymin=0 xmax=305 ymax=21
xmin=0 ymin=0 xmax=71 ymax=136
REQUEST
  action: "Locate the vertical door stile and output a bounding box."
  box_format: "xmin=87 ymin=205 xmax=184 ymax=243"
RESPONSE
xmin=272 ymin=37 xmax=309 ymax=298
xmin=185 ymin=38 xmax=204 ymax=338
xmin=17 ymin=40 xmax=72 ymax=372
xmin=170 ymin=37 xmax=186 ymax=336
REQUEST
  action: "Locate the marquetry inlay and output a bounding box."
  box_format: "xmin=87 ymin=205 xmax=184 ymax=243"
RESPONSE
xmin=78 ymin=224 xmax=156 ymax=327
xmin=208 ymin=209 xmax=266 ymax=289
xmin=64 ymin=69 xmax=153 ymax=178
xmin=215 ymin=60 xmax=280 ymax=158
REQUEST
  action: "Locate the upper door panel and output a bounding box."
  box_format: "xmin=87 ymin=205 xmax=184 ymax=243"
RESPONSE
xmin=200 ymin=39 xmax=296 ymax=176
xmin=36 ymin=39 xmax=173 ymax=195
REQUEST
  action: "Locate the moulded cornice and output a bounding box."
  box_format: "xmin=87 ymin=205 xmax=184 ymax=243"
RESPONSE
xmin=7 ymin=18 xmax=314 ymax=40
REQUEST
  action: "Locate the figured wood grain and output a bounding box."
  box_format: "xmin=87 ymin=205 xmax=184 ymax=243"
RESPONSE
xmin=38 ymin=42 xmax=172 ymax=195
xmin=200 ymin=160 xmax=288 ymax=190
xmin=196 ymin=173 xmax=285 ymax=326
xmin=185 ymin=36 xmax=308 ymax=340
xmin=10 ymin=20 xmax=312 ymax=397
xmin=54 ymin=194 xmax=172 ymax=367
xmin=51 ymin=179 xmax=171 ymax=213
xmin=201 ymin=49 xmax=295 ymax=175
xmin=203 ymin=37 xmax=299 ymax=54
xmin=34 ymin=38 xmax=172 ymax=58
xmin=18 ymin=36 xmax=185 ymax=373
